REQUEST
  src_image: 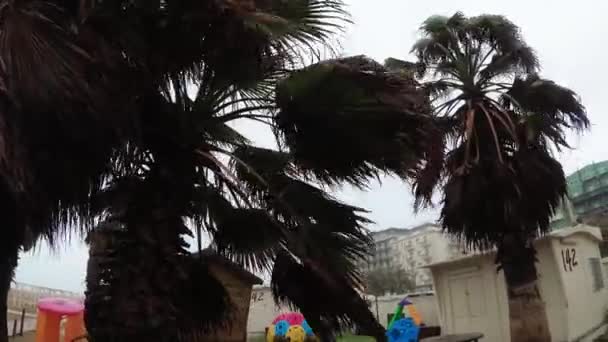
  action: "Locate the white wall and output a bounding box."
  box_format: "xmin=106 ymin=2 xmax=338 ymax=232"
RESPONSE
xmin=247 ymin=286 xmax=285 ymax=334
xmin=548 ymin=231 xmax=608 ymax=341
xmin=534 ymin=239 xmax=568 ymax=342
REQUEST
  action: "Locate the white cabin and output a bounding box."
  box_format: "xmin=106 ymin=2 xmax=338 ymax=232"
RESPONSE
xmin=426 ymin=225 xmax=608 ymax=342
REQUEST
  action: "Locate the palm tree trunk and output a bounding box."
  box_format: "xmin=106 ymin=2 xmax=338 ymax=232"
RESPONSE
xmin=507 ymin=284 xmax=551 ymax=342
xmin=85 ymin=216 xmax=202 ymax=342
xmin=0 ymin=293 xmax=7 ymax=342
xmin=0 ymin=303 xmax=6 ymax=342
xmin=0 ymin=251 xmax=17 ymax=342
xmin=498 ymin=235 xmax=551 ymax=342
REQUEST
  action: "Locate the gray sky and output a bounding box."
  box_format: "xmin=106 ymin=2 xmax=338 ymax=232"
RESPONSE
xmin=15 ymin=0 xmax=608 ymax=292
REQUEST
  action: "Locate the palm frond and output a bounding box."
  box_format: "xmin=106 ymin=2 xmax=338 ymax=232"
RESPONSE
xmin=293 ymin=222 xmax=370 ymax=284
xmin=420 ymin=15 xmax=451 ymax=37
xmin=440 ymin=146 xmax=566 ymax=250
xmin=478 ymin=45 xmax=538 ymax=83
xmin=414 ymin=13 xmax=465 ymax=65
xmin=412 ymin=126 xmax=446 ymax=209
xmin=413 ymin=13 xmax=539 ymax=86
xmin=262 ymin=0 xmax=349 ymax=53
xmin=195 ymin=0 xmax=348 ymax=87
xmin=210 ymin=208 xmax=285 ymax=272
xmin=275 ymin=55 xmax=433 ymax=186
xmin=0 ymin=1 xmax=99 ymax=112
xmin=271 ymin=251 xmax=385 ymax=341
xmin=468 ymin=14 xmax=539 ymax=73
xmin=506 ymin=74 xmax=588 ymax=149
xmin=0 ymin=0 xmax=129 ymax=242
xmin=232 ymin=146 xmax=373 ymax=242
xmin=226 ymin=144 xmax=382 ymax=339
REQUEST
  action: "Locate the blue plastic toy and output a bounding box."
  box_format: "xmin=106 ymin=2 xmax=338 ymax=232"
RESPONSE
xmin=301 ymin=320 xmax=313 ymax=335
xmin=275 ymin=320 xmax=290 ymax=337
xmin=386 ymin=317 xmax=420 ymax=342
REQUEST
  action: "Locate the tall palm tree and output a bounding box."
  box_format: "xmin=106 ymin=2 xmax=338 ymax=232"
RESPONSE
xmin=390 ymin=13 xmax=588 ymax=341
xmin=0 ymin=1 xmax=435 ymax=341
xmin=84 ymin=54 xmax=434 ymax=341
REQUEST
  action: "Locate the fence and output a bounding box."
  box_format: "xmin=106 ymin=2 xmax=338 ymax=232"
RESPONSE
xmin=8 ymin=282 xmax=83 ymax=314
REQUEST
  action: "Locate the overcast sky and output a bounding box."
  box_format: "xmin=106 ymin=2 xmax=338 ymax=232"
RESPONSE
xmin=14 ymin=0 xmax=608 ymax=292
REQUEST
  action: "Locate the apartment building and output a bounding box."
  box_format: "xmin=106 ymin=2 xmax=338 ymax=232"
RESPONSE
xmin=360 ymin=228 xmax=413 ymax=271
xmin=552 ymin=160 xmax=608 ymax=229
xmin=569 ymin=161 xmax=608 ymax=227
xmin=360 ymin=223 xmax=462 ymax=288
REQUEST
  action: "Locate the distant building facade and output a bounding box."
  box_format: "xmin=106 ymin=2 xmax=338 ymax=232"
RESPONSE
xmin=552 ymin=160 xmax=608 ymax=229
xmin=569 ymin=161 xmax=608 ymax=226
xmin=360 ymin=224 xmax=462 ymax=288
xmin=360 ymin=228 xmax=413 ymax=271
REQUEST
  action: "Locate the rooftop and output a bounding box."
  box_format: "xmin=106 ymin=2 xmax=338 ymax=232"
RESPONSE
xmin=568 ymin=160 xmax=608 ymax=183
xmin=567 ymin=160 xmax=608 ymax=196
xmin=194 ymin=249 xmax=263 ymax=285
xmin=371 ymin=223 xmax=440 ymax=242
xmin=424 ymin=224 xmax=602 ymax=269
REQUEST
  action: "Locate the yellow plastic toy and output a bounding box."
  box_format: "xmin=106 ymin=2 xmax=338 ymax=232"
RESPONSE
xmin=266 ymin=324 xmax=276 ymax=342
xmin=286 ymin=325 xmax=306 ymax=342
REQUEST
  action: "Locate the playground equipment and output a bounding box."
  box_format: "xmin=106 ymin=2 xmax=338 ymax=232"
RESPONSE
xmin=267 ymin=312 xmax=316 ymax=342
xmin=35 ymin=297 xmax=86 ymax=342
xmin=386 ymin=298 xmax=422 ymax=342
xmin=387 ymin=318 xmax=420 ymax=342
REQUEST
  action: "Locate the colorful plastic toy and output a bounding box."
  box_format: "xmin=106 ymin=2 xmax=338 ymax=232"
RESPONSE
xmin=275 ymin=320 xmax=290 ymax=337
xmin=267 ymin=312 xmax=316 ymax=342
xmin=287 ymin=325 xmax=307 ymax=341
xmin=388 ymin=298 xmax=422 ymax=328
xmin=386 ymin=317 xmax=420 ymax=342
xmin=273 ymin=312 xmax=305 ymax=326
xmin=267 ymin=324 xmax=276 ymax=342
xmin=301 ymin=320 xmax=313 ymax=335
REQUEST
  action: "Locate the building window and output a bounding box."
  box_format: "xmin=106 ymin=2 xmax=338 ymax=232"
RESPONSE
xmin=589 ymin=258 xmax=605 ymax=292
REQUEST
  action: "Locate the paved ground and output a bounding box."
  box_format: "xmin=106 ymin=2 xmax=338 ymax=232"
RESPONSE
xmin=8 ymin=332 xmax=35 ymax=342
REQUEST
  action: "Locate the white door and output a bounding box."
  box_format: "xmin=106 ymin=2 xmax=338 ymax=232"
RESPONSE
xmin=447 ymin=271 xmax=496 ymax=340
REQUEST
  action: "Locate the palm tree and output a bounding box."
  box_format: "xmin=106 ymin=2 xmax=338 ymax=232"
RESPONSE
xmin=390 ymin=13 xmax=588 ymax=341
xmin=83 ymin=54 xmax=434 ymax=341
xmin=0 ymin=1 xmax=435 ymax=341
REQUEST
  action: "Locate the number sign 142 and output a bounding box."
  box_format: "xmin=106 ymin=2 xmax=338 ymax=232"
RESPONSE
xmin=561 ymin=248 xmax=578 ymax=272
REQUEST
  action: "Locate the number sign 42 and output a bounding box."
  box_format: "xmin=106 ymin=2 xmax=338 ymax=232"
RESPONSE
xmin=561 ymin=248 xmax=578 ymax=272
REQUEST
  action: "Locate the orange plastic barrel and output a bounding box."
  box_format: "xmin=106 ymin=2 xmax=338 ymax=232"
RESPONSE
xmin=64 ymin=311 xmax=86 ymax=342
xmin=35 ymin=297 xmax=85 ymax=342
